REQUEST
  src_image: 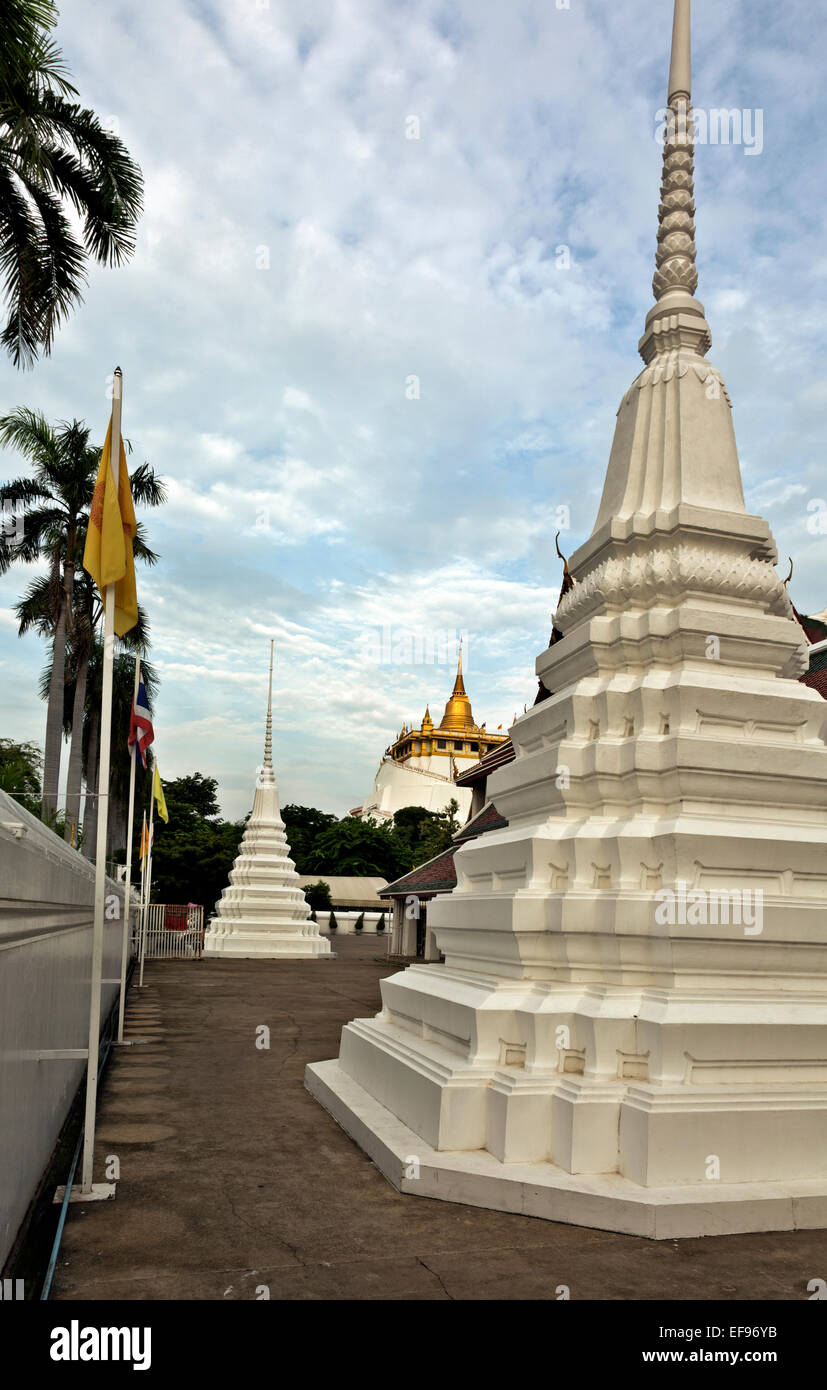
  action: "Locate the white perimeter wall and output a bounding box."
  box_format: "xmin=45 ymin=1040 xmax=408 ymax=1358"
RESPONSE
xmin=0 ymin=792 xmax=127 ymax=1267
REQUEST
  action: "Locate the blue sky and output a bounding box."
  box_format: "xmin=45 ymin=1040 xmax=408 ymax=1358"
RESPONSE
xmin=1 ymin=0 xmax=825 ymax=819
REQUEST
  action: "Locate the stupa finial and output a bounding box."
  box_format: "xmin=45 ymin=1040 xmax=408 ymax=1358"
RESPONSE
xmin=653 ymin=0 xmax=697 ymax=303
xmin=640 ymin=0 xmax=710 ymax=362
xmin=263 ymin=640 xmax=274 ymax=773
xmin=668 ymin=0 xmax=691 ymax=104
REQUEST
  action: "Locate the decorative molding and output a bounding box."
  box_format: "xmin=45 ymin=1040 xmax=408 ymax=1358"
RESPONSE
xmin=621 ymin=352 xmax=730 ymax=411
xmin=555 ymin=542 xmax=794 ymax=628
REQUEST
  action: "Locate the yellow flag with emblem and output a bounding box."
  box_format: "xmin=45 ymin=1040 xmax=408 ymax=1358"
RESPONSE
xmin=139 ymin=812 xmax=150 ymax=867
xmin=153 ymin=764 xmax=169 ymax=824
xmin=82 ymin=414 xmax=138 ymax=636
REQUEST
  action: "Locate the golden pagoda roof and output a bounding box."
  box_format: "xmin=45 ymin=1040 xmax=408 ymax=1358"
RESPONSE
xmin=438 ymin=648 xmax=476 ymax=732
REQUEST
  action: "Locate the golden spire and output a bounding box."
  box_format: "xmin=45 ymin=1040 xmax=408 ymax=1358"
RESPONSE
xmin=439 ymin=645 xmax=475 ymax=732
xmin=422 ymin=703 xmax=434 ymax=732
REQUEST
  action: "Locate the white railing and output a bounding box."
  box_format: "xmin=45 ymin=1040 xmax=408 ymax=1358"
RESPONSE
xmin=141 ymin=903 xmax=204 ymax=960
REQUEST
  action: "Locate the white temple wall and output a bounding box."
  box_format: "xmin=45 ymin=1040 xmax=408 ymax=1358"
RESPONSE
xmin=360 ymin=759 xmax=471 ymax=822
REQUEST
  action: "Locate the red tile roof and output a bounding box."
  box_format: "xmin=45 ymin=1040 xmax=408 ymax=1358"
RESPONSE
xmin=455 ymin=739 xmax=515 ymax=786
xmin=380 ymin=846 xmax=458 ymax=897
xmin=794 ymin=606 xmax=827 ymax=701
xmin=456 ymin=801 xmax=508 ymax=840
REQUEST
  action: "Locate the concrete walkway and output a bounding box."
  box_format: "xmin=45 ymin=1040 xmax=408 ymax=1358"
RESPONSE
xmin=54 ymin=938 xmax=822 ymax=1300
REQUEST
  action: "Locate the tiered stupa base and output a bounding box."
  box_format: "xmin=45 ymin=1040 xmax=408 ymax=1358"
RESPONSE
xmin=306 ymin=1055 xmax=827 ymax=1240
xmin=205 ymin=922 xmax=332 ymax=959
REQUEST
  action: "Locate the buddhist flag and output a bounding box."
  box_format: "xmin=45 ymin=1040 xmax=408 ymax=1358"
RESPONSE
xmin=153 ymin=764 xmax=169 ymax=823
xmin=139 ymin=812 xmax=150 ymax=868
xmin=82 ymin=414 xmax=138 ymax=636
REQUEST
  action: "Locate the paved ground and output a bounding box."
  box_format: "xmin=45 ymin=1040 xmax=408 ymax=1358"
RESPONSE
xmin=54 ymin=938 xmax=824 ymax=1301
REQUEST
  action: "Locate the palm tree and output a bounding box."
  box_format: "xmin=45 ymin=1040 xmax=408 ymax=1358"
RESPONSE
xmin=62 ymin=543 xmax=156 ymax=844
xmin=78 ymin=642 xmax=158 ymax=859
xmin=29 ymin=577 xmax=154 ymax=844
xmin=0 ymin=0 xmax=143 ymax=366
xmin=1 ymin=408 xmax=165 ymax=817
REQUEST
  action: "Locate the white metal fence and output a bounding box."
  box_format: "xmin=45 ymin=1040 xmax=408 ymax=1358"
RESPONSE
xmin=140 ymin=903 xmax=204 ymax=960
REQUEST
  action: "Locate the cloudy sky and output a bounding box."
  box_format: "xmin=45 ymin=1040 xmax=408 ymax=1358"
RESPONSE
xmin=1 ymin=0 xmax=825 ymax=820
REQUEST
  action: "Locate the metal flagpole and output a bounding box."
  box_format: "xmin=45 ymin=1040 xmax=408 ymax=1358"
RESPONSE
xmin=139 ymin=761 xmax=155 ymax=988
xmin=137 ymin=809 xmax=148 ymax=969
xmin=117 ymin=654 xmax=141 ymax=1041
xmin=80 ymin=367 xmax=123 ymax=1194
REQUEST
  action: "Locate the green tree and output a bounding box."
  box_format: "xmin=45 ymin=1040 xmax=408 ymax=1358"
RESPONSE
xmin=143 ymin=773 xmax=246 ymax=914
xmin=303 ymin=879 xmax=332 ymax=913
xmin=303 ymin=815 xmax=406 ymax=879
xmin=0 ymin=0 xmax=143 ymax=366
xmin=392 ymin=799 xmax=460 ymax=870
xmin=0 ymin=735 xmax=41 ymax=813
xmin=281 ymin=803 xmax=337 ymax=872
xmin=28 ymin=573 xmax=155 ymax=845
xmin=75 ymin=645 xmax=158 ymax=857
xmin=0 ymin=408 xmax=165 ymax=818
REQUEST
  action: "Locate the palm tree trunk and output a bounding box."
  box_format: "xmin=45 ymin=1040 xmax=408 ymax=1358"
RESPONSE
xmin=64 ymin=642 xmax=88 ymax=844
xmin=42 ymin=558 xmax=76 ymax=820
xmin=108 ymin=789 xmax=127 ymax=860
xmin=82 ymin=707 xmax=99 ymax=860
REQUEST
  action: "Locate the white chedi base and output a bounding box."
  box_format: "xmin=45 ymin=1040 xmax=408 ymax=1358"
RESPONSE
xmin=204 ymin=773 xmax=331 ymax=961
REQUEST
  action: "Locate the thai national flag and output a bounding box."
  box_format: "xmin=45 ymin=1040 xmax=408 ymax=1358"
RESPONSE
xmin=129 ymin=674 xmax=155 ymax=768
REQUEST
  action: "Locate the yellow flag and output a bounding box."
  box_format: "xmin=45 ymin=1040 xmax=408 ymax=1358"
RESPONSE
xmin=153 ymin=764 xmax=169 ymax=823
xmin=82 ymin=414 xmax=138 ymax=636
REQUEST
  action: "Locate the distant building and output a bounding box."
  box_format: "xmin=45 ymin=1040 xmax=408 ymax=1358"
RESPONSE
xmin=353 ymin=649 xmax=509 ymax=823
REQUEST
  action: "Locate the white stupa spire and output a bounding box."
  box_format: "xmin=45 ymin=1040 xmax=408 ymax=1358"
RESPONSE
xmin=261 ymin=638 xmax=275 ymax=782
xmin=204 ymin=643 xmax=331 ymax=959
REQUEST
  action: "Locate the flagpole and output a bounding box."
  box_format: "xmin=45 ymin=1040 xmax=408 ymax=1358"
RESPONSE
xmin=139 ymin=760 xmax=155 ymax=988
xmin=116 ymin=654 xmax=141 ymax=1042
xmin=137 ymin=809 xmax=148 ymax=970
xmin=80 ymin=366 xmax=122 ymax=1195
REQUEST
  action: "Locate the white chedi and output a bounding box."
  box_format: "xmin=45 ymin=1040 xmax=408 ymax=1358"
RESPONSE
xmin=306 ymin=0 xmax=827 ymax=1238
xmin=204 ymin=647 xmax=331 ymax=960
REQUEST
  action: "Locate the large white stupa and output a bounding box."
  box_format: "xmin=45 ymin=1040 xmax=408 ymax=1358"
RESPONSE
xmin=307 ymin=0 xmax=827 ymax=1237
xmin=204 ymin=645 xmax=331 ymax=960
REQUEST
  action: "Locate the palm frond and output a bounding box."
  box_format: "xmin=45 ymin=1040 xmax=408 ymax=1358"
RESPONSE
xmin=133 ymin=521 xmax=159 ymax=566
xmin=129 ymin=461 xmax=167 ymax=508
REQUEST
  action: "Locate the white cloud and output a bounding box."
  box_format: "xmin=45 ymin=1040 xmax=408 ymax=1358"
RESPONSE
xmin=1 ymin=0 xmax=825 ymax=820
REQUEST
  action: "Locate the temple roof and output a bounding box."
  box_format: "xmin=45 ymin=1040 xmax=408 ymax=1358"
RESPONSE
xmin=793 ymin=606 xmax=827 ymax=700
xmin=381 ymin=798 xmax=509 ymax=898
xmin=456 ymin=801 xmax=508 ymax=840
xmin=380 ymin=845 xmax=458 ymax=897
xmin=455 ymin=738 xmax=516 ymax=787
